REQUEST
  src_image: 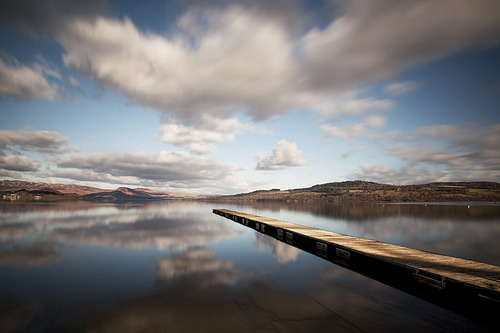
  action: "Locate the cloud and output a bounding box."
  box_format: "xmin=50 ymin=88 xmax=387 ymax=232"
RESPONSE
xmin=254 ymin=233 xmax=300 ymax=264
xmin=155 ymin=247 xmax=239 ymax=287
xmin=39 ymin=168 xmax=147 ymax=187
xmin=0 ymin=241 xmax=68 ymax=267
xmin=322 ymin=115 xmax=387 ymax=141
xmin=0 ymin=223 xmax=35 ymax=241
xmin=0 ymin=155 xmax=38 ymax=172
xmin=57 ymin=7 xmax=297 ymax=122
xmin=300 ymin=0 xmax=500 ymax=90
xmin=384 ymin=81 xmax=420 ymax=96
xmin=0 ymin=130 xmax=69 ymax=154
xmin=342 ymin=145 xmax=366 ymax=159
xmin=351 ymin=163 xmax=500 ymax=185
xmin=0 ymin=130 xmax=70 ymax=174
xmin=51 ymin=210 xmax=239 ymax=250
xmin=2 ymin=1 xmax=500 ymax=187
xmin=53 ymin=151 xmax=243 ymax=187
xmin=394 ymin=123 xmax=499 ymax=169
xmin=256 ymin=139 xmax=307 ymax=170
xmin=350 ymin=164 xmax=452 ymax=185
xmin=2 ymin=1 xmax=500 ymax=124
xmin=0 ymin=57 xmax=63 ymax=101
xmin=349 ymin=122 xmax=500 ymax=183
xmin=157 ymin=116 xmax=242 ymax=154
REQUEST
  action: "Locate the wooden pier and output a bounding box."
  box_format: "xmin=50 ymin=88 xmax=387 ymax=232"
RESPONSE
xmin=214 ymin=209 xmax=500 ymax=329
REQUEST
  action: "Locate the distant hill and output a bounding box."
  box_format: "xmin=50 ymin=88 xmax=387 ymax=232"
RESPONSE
xmin=0 ymin=180 xmax=205 ymax=202
xmin=83 ymin=187 xmax=172 ymax=202
xmin=0 ymin=180 xmax=104 ymax=195
xmin=211 ymin=181 xmax=500 ymax=202
xmin=2 ymin=179 xmax=499 ymax=203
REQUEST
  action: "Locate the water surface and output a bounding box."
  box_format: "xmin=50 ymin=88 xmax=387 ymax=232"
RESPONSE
xmin=0 ymin=201 xmax=498 ymax=332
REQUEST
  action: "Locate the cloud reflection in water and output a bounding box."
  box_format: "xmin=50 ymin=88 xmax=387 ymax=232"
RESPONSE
xmin=254 ymin=233 xmax=300 ymax=264
xmin=155 ymin=247 xmax=239 ymax=288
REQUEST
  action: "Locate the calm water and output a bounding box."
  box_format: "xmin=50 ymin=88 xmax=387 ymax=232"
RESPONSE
xmin=0 ymin=201 xmax=498 ymax=332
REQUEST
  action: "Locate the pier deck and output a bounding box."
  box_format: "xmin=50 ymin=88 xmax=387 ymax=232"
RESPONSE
xmin=213 ymin=208 xmax=500 ymax=329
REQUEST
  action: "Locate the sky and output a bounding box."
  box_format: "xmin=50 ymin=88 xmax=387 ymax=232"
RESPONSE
xmin=0 ymin=0 xmax=499 ymax=194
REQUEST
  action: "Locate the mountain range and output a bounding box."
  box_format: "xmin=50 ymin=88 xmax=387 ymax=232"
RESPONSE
xmin=0 ymin=180 xmax=205 ymax=202
xmin=212 ymin=180 xmax=500 ymax=203
xmin=1 ymin=180 xmax=499 ymax=202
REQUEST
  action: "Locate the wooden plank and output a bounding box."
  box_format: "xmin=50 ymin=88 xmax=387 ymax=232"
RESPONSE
xmin=214 ymin=209 xmax=500 ymax=296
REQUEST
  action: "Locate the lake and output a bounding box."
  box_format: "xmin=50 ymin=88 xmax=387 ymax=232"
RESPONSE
xmin=0 ymin=201 xmax=498 ymax=332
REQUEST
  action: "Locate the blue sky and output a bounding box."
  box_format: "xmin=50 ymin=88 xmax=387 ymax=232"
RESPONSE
xmin=0 ymin=0 xmax=499 ymax=194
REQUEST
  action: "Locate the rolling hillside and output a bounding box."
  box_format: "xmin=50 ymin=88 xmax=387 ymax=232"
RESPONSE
xmin=211 ymin=181 xmax=500 ymax=202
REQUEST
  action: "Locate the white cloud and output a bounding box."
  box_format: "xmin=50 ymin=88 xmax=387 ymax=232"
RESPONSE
xmin=305 ymin=91 xmax=394 ymax=120
xmin=359 ymin=123 xmax=500 ymax=183
xmin=321 ymin=123 xmax=365 ymax=141
xmin=3 ymin=1 xmax=500 ymax=123
xmin=384 ymin=81 xmax=420 ymax=96
xmin=256 ymin=140 xmax=307 ymax=170
xmin=0 ymin=155 xmax=38 ymax=172
xmin=39 ymin=168 xmax=145 ymax=187
xmin=300 ymin=0 xmax=500 ymax=90
xmin=342 ymin=146 xmax=366 ymax=159
xmin=0 ymin=57 xmax=62 ymax=101
xmin=0 ymin=130 xmax=70 ymax=174
xmin=50 ymin=150 xmax=244 ymax=191
xmin=402 ymin=124 xmax=499 ymax=170
xmin=2 ymin=1 xmax=500 ymax=188
xmin=322 ymin=115 xmax=387 ymax=141
xmin=351 ymin=163 xmax=500 ymax=185
xmin=157 ymin=116 xmax=242 ymax=154
xmin=365 ymin=115 xmax=387 ymax=128
xmin=0 ymin=130 xmax=69 ymax=153
xmin=58 ymin=7 xmax=296 ymax=122
xmin=350 ymin=164 xmax=452 ymax=185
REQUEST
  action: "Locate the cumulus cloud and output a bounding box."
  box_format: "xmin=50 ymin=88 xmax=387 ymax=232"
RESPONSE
xmin=0 ymin=57 xmax=63 ymax=101
xmin=256 ymin=140 xmax=307 ymax=170
xmin=350 ymin=164 xmax=452 ymax=185
xmin=384 ymin=81 xmax=420 ymax=96
xmin=157 ymin=116 xmax=242 ymax=154
xmin=300 ymin=0 xmax=500 ymax=91
xmin=322 ymin=115 xmax=387 ymax=141
xmin=0 ymin=130 xmax=70 ymax=174
xmin=0 ymin=155 xmax=38 ymax=172
xmin=47 ymin=150 xmax=244 ymax=191
xmin=2 ymin=1 xmax=500 ymax=123
xmin=39 ymin=168 xmax=146 ymax=187
xmin=397 ymin=124 xmax=499 ymax=169
xmin=56 ymin=150 xmax=241 ymax=180
xmin=57 ymin=7 xmax=297 ymax=122
xmin=353 ymin=123 xmax=500 ymax=183
xmin=0 ymin=130 xmax=69 ymax=154
xmin=312 ymin=94 xmax=393 ymax=120
xmin=2 ymin=1 xmax=500 ymax=187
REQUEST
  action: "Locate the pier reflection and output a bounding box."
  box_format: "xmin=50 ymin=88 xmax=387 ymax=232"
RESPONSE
xmin=0 ymin=201 xmax=496 ymax=332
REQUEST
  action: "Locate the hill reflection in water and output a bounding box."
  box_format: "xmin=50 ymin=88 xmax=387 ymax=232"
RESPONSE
xmin=0 ymin=201 xmax=497 ymax=332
